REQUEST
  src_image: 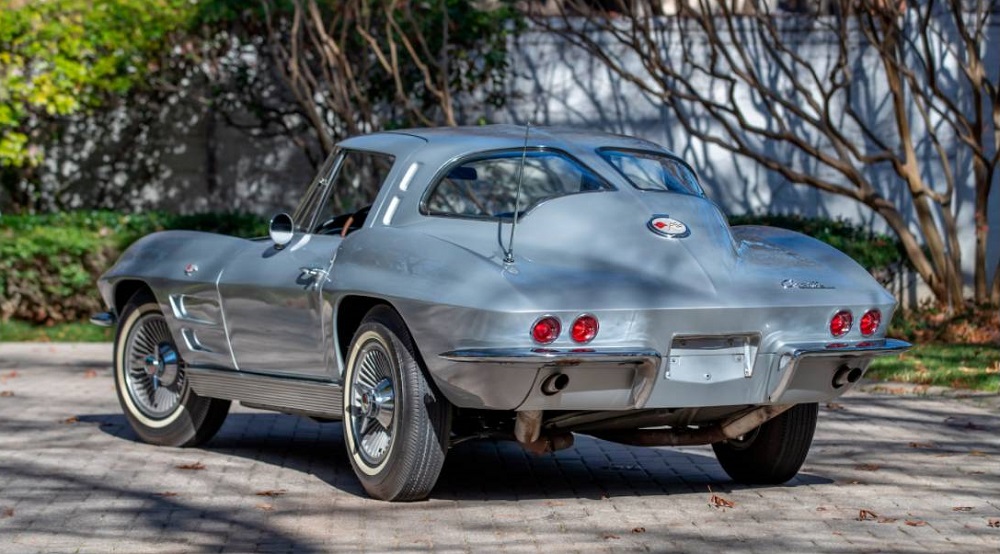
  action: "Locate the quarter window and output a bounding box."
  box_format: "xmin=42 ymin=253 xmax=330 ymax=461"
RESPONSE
xmin=312 ymin=150 xmax=395 ymax=234
xmin=424 ymin=150 xmax=611 ymax=219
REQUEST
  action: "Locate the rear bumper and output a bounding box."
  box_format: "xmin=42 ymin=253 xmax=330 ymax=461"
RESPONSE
xmin=434 ymin=339 xmax=911 ymax=410
xmin=436 ymin=347 xmax=661 ymax=410
xmin=766 ymin=338 xmax=911 ymax=404
xmin=785 ymin=338 xmax=912 ymax=359
xmin=440 ymin=347 xmax=660 ymax=365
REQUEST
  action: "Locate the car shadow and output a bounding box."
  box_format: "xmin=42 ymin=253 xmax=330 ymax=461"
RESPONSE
xmin=80 ymin=410 xmax=833 ymax=502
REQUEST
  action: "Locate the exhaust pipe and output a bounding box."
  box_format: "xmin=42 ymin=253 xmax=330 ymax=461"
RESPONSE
xmin=832 ymin=366 xmax=864 ymax=388
xmin=514 ymin=410 xmax=575 ymax=453
xmin=541 ymin=373 xmax=569 ymax=395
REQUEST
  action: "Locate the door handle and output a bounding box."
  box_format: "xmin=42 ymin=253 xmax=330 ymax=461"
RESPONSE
xmin=300 ymin=267 xmax=327 ymax=278
xmin=299 ymin=267 xmax=328 ymax=289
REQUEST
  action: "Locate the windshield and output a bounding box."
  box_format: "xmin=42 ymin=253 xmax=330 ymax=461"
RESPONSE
xmin=598 ymin=149 xmax=704 ymax=196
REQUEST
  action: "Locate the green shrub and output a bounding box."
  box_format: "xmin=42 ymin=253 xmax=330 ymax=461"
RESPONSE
xmin=727 ymin=213 xmax=905 ymax=273
xmin=0 ymin=211 xmax=266 ymax=324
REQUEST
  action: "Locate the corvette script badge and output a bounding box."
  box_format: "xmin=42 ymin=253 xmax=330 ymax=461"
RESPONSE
xmin=647 ymin=216 xmax=690 ymax=238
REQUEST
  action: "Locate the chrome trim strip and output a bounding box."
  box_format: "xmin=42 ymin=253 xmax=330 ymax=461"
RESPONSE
xmin=89 ymin=311 xmax=117 ymax=327
xmin=382 ymin=195 xmax=401 ymax=225
xmin=185 ymin=366 xmax=343 ymax=419
xmin=439 ymin=347 xmax=661 ymax=364
xmin=398 ymin=162 xmax=419 ymax=192
xmin=214 ymin=267 xmax=240 ymax=371
xmin=787 ymin=338 xmax=912 ymax=359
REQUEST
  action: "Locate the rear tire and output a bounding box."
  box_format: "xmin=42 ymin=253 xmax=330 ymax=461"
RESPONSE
xmin=342 ymin=305 xmax=451 ymax=501
xmin=114 ymin=292 xmax=230 ymax=447
xmin=712 ymin=403 xmax=818 ymax=484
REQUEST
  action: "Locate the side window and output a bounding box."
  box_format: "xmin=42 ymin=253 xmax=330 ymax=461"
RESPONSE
xmin=292 ymin=151 xmax=341 ymax=232
xmin=313 ymin=150 xmax=395 ymax=235
xmin=424 ymin=150 xmax=610 ymax=219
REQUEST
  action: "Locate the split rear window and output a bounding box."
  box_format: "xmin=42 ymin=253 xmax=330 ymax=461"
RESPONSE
xmin=424 ymin=150 xmax=611 ymax=219
xmin=598 ymin=149 xmax=704 ymax=196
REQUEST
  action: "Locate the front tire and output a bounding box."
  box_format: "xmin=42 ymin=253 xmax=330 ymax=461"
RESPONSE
xmin=114 ymin=293 xmax=230 ymax=447
xmin=712 ymin=403 xmax=818 ymax=484
xmin=342 ymin=306 xmax=451 ymax=501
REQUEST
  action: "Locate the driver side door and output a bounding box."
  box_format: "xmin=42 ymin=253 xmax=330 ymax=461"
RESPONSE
xmin=217 ymin=149 xmax=396 ymax=379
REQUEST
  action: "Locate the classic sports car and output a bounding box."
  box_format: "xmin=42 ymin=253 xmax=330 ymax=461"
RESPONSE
xmin=93 ymin=125 xmax=910 ymax=501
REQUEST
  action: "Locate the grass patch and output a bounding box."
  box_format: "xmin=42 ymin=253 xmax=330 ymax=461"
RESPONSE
xmin=0 ymin=320 xmax=113 ymax=342
xmin=868 ymin=343 xmax=1000 ymax=392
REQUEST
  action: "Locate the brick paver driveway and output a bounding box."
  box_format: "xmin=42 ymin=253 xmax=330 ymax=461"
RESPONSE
xmin=1 ymin=343 xmax=997 ymax=553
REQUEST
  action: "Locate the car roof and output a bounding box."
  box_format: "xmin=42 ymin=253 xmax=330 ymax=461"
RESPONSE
xmin=337 ymin=124 xmax=671 ymax=158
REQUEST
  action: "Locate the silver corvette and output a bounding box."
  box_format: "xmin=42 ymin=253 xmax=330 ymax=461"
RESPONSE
xmin=93 ymin=125 xmax=910 ymax=501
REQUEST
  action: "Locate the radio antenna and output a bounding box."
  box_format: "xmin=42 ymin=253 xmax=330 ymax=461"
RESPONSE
xmin=501 ymin=122 xmax=530 ymax=265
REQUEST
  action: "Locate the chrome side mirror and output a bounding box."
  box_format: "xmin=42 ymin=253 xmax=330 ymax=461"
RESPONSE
xmin=268 ymin=213 xmax=295 ymax=248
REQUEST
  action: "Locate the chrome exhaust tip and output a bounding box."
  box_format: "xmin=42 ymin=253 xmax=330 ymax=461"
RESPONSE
xmin=541 ymin=373 xmax=569 ymax=395
xmin=833 ymin=366 xmax=863 ymax=388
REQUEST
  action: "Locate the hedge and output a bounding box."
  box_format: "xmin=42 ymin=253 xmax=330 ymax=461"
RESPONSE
xmin=0 ymin=210 xmax=903 ymax=326
xmin=727 ymin=213 xmax=904 ymax=272
xmin=1 ymin=211 xmax=266 ymax=324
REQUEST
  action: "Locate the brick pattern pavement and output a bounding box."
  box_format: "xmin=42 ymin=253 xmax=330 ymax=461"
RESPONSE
xmin=0 ymin=343 xmax=998 ymax=553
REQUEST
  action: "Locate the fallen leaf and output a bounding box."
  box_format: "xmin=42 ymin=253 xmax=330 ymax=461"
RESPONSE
xmin=61 ymin=416 xmax=78 ymax=424
xmin=857 ymin=509 xmax=879 ymax=521
xmin=825 ymin=402 xmax=845 ymax=411
xmin=4 ymin=371 xmax=18 ymax=379
xmin=256 ymin=503 xmax=274 ymax=512
xmin=543 ymin=500 xmax=564 ymax=507
xmin=631 ymin=527 xmax=646 ymax=534
xmin=877 ymin=517 xmax=898 ymax=524
xmin=816 ymin=506 xmax=829 ymax=512
xmin=155 ymin=492 xmax=178 ymax=497
xmin=905 ymin=520 xmax=927 ymax=527
xmin=255 ymin=489 xmax=287 ymax=497
xmin=988 ymin=519 xmax=1000 ymax=528
xmin=1 ymin=507 xmax=13 ymax=518
xmin=175 ymin=462 xmax=205 ymax=471
xmin=0 ymin=391 xmax=13 ymax=397
xmin=969 ymin=450 xmax=988 ymax=457
xmin=83 ymin=369 xmax=98 ymax=379
xmin=601 ymin=533 xmax=620 ymax=540
xmin=909 ymin=442 xmax=935 ymax=449
xmin=855 ymin=463 xmax=881 ymax=472
xmin=952 ymin=507 xmax=973 ymax=512
xmin=710 ymin=494 xmax=735 ymax=509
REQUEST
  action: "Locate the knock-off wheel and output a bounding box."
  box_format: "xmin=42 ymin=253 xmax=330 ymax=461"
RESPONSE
xmin=343 ymin=305 xmax=451 ymax=501
xmin=114 ymin=291 xmax=230 ymax=447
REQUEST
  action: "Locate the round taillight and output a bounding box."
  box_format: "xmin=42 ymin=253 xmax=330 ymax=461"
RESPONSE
xmin=829 ymin=310 xmax=853 ymax=337
xmin=532 ymin=316 xmax=561 ymax=344
xmin=570 ymin=314 xmax=599 ymax=343
xmin=860 ymin=309 xmax=881 ymax=336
